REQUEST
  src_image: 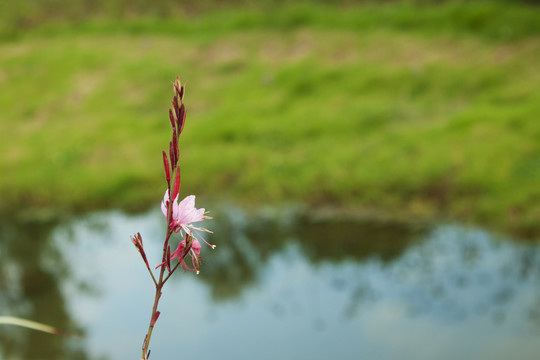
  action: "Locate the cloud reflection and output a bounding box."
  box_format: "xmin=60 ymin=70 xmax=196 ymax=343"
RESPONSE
xmin=2 ymin=206 xmax=540 ymax=360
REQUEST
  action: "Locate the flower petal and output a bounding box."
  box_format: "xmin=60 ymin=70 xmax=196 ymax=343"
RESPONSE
xmin=161 ymin=190 xmax=170 ymax=216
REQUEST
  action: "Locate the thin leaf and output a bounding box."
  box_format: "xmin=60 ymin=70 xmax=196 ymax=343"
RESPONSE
xmin=0 ymin=316 xmax=80 ymax=337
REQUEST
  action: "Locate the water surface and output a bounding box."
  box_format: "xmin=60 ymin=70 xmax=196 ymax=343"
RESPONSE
xmin=1 ymin=207 xmax=540 ymax=360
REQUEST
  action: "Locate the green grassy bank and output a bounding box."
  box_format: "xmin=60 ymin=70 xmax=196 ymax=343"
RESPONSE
xmin=1 ymin=2 xmax=539 ymax=237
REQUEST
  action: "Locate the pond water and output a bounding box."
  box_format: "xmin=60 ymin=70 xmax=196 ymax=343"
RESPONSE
xmin=1 ymin=206 xmax=540 ymax=360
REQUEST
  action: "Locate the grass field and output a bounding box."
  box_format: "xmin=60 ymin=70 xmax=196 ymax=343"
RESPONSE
xmin=1 ymin=2 xmax=539 ymax=236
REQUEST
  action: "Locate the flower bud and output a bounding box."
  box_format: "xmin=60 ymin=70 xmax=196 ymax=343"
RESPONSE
xmin=178 ymin=103 xmax=186 ymax=134
xmin=169 ymin=108 xmax=177 ymax=133
xmin=172 ymin=166 xmax=181 ymax=201
xmin=162 ymin=150 xmax=170 ymax=183
xmin=150 ymin=311 xmax=160 ymax=327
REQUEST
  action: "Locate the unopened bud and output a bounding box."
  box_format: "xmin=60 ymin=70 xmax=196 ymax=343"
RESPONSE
xmin=131 ymin=233 xmax=150 ymax=269
xmin=168 ymin=108 xmax=177 ymax=133
xmin=150 ymin=311 xmax=161 ymax=327
xmin=178 ymin=103 xmax=186 ymax=134
xmin=172 ymin=166 xmax=181 ymax=200
xmin=172 ymin=93 xmax=179 ymax=111
xmin=178 ymin=84 xmax=184 ymax=100
xmin=162 ymin=150 xmax=170 ymax=182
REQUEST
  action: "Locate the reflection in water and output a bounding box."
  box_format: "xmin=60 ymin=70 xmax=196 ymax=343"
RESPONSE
xmin=201 ymin=207 xmax=426 ymax=300
xmin=1 ymin=206 xmax=540 ymax=360
xmin=0 ymin=215 xmax=88 ymax=360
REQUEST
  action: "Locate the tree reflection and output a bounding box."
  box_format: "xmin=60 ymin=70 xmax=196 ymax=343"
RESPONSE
xmin=180 ymin=207 xmax=540 ymax=333
xmin=0 ymin=215 xmax=89 ymax=360
xmin=381 ymin=225 xmax=540 ymax=327
xmin=196 ymin=207 xmax=428 ymax=300
xmin=292 ymin=214 xmax=426 ymax=263
xmin=2 ymin=206 xmax=540 ymax=360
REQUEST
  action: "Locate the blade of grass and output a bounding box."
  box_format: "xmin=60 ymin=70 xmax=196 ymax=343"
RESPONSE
xmin=0 ymin=316 xmax=80 ymax=338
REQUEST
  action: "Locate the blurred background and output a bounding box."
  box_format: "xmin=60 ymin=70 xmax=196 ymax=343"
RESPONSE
xmin=1 ymin=1 xmax=540 ymax=359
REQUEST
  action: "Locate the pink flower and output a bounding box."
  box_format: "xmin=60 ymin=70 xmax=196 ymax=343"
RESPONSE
xmin=161 ymin=190 xmax=215 ymax=249
xmin=156 ymin=236 xmax=203 ymax=273
xmin=178 ymin=237 xmax=202 ymax=272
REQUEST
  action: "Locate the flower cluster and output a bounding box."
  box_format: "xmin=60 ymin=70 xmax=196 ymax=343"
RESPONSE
xmin=157 ymin=192 xmax=214 ymax=273
xmin=130 ymin=77 xmax=214 ymax=360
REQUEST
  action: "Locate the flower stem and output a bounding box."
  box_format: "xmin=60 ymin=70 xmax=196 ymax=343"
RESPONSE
xmin=142 ymin=280 xmax=163 ymax=359
xmin=141 ymin=229 xmax=171 ymax=359
xmin=141 ymin=227 xmax=191 ymax=359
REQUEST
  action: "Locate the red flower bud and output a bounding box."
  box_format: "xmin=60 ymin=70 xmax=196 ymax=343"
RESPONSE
xmin=178 ymin=103 xmax=186 ymax=134
xmin=178 ymin=84 xmax=184 ymax=100
xmin=173 ymin=90 xmax=179 ymax=103
xmin=150 ymin=311 xmax=160 ymax=327
xmin=174 ymin=106 xmax=180 ymax=125
xmin=172 ymin=166 xmax=181 ymax=200
xmin=169 ymin=109 xmax=177 ymax=133
xmin=131 ymin=233 xmax=150 ymax=269
xmin=173 ymin=77 xmax=184 ymax=99
xmin=162 ymin=150 xmax=170 ymax=183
